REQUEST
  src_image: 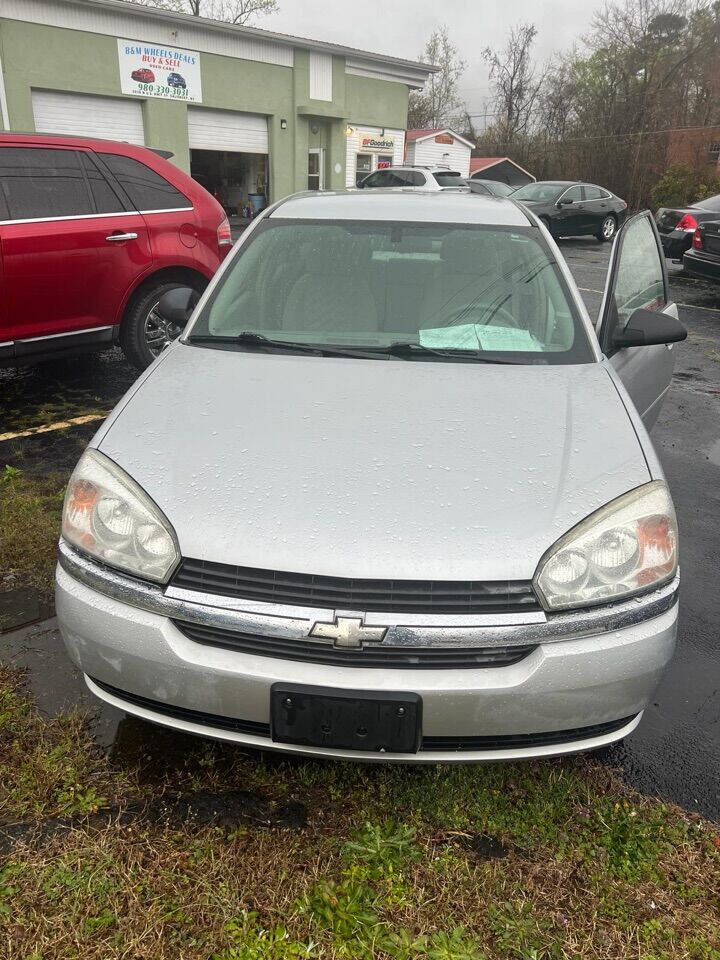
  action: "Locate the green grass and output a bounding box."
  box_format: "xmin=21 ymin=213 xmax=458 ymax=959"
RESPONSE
xmin=1 ymin=669 xmax=719 ymax=960
xmin=0 ymin=464 xmax=68 ymax=598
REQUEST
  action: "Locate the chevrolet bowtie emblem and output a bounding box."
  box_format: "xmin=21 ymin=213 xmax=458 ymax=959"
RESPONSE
xmin=309 ymin=616 xmax=388 ymax=648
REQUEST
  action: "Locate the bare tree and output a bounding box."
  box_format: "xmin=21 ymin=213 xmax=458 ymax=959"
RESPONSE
xmin=126 ymin=0 xmax=278 ymax=26
xmin=408 ymin=27 xmax=466 ymax=129
xmin=482 ymin=23 xmax=545 ymax=155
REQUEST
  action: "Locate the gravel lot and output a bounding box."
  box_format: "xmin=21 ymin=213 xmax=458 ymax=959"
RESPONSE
xmin=1 ymin=235 xmax=719 ymax=820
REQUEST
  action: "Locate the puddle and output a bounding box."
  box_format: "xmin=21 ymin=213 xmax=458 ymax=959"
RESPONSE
xmin=707 ymin=438 xmax=720 ymax=467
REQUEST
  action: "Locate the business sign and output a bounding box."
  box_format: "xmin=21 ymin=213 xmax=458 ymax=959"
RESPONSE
xmin=118 ymin=39 xmax=202 ymax=103
xmin=360 ymin=134 xmax=395 ymax=152
xmin=434 ymin=133 xmax=454 ymax=144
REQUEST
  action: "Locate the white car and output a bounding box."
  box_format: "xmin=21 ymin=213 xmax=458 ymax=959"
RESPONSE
xmin=56 ymin=191 xmax=685 ymax=762
xmin=358 ymin=165 xmax=466 ymax=191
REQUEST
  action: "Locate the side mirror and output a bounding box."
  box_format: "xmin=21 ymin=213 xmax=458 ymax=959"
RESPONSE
xmin=156 ymin=287 xmax=199 ymax=327
xmin=557 ymin=199 xmax=571 ymax=207
xmin=613 ymin=308 xmax=687 ymax=349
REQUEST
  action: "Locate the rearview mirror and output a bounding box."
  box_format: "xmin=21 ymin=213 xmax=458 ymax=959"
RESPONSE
xmin=613 ymin=308 xmax=687 ymax=349
xmin=156 ymin=287 xmax=199 ymax=327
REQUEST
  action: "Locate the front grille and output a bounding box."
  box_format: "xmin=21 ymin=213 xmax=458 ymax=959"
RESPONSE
xmin=173 ymin=619 xmax=537 ymax=669
xmin=171 ymin=558 xmax=540 ymax=614
xmin=90 ymin=677 xmax=634 ymax=753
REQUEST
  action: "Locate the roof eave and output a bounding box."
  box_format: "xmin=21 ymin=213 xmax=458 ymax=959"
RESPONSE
xmin=66 ymin=0 xmax=439 ymax=76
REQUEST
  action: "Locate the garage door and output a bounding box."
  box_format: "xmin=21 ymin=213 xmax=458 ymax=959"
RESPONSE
xmin=32 ymin=90 xmax=145 ymax=145
xmin=188 ymin=107 xmax=268 ymax=153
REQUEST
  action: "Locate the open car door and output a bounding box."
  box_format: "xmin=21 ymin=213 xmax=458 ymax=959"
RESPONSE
xmin=597 ymin=210 xmax=680 ymax=429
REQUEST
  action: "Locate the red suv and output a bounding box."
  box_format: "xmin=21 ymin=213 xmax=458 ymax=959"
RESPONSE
xmin=0 ymin=132 xmax=232 ymax=369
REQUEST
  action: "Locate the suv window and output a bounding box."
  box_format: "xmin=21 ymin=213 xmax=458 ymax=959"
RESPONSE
xmin=433 ymin=172 xmax=463 ymax=186
xmin=363 ymin=169 xmax=425 ymax=188
xmin=80 ymin=153 xmax=127 ymax=214
xmin=0 ymin=147 xmax=92 ymax=220
xmin=100 ymin=154 xmax=190 ymax=211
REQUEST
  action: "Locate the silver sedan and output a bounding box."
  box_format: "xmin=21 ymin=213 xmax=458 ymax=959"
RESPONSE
xmin=56 ymin=190 xmax=685 ymax=761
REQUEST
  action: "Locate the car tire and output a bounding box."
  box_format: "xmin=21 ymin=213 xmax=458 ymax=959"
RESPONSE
xmin=597 ymin=215 xmax=617 ymax=242
xmin=120 ymin=279 xmax=205 ymax=371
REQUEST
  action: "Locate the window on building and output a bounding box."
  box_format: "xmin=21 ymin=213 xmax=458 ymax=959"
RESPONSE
xmin=80 ymin=153 xmax=128 ymax=214
xmin=100 ymin=154 xmax=190 ymax=210
xmin=709 ymin=141 xmax=720 ymax=163
xmin=0 ymin=147 xmax=93 ymax=220
xmin=377 ymin=154 xmax=393 ymax=169
xmin=356 ymin=153 xmax=372 ymax=187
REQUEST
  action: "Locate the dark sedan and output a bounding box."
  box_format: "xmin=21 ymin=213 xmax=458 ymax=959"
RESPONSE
xmin=655 ymin=194 xmax=720 ymax=260
xmin=683 ymin=220 xmax=720 ymax=282
xmin=512 ymin=181 xmax=628 ymax=241
xmin=468 ymin=178 xmax=517 ymax=198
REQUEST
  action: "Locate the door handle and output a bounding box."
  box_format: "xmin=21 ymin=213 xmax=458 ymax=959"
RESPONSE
xmin=106 ymin=232 xmax=138 ymax=242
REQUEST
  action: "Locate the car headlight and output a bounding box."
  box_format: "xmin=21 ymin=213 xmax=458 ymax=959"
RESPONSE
xmin=61 ymin=449 xmax=179 ymax=583
xmin=534 ymin=481 xmax=677 ymax=612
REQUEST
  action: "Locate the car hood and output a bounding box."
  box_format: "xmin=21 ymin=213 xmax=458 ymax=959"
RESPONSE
xmin=98 ymin=344 xmax=650 ymax=582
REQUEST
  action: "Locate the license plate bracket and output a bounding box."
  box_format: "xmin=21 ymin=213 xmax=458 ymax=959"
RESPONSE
xmin=270 ymin=684 xmax=422 ymax=753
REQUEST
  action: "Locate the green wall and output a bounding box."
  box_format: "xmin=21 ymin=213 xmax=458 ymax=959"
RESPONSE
xmin=0 ymin=17 xmax=411 ymax=200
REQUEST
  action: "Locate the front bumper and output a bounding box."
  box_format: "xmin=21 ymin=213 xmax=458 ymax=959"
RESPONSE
xmin=55 ymin=543 xmax=678 ymax=763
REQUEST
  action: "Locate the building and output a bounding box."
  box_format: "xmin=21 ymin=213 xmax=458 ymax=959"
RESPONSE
xmin=0 ymin=0 xmax=435 ymax=207
xmin=666 ymin=125 xmax=720 ymax=177
xmin=404 ymin=128 xmax=473 ymax=177
xmin=469 ymin=157 xmax=534 ymax=188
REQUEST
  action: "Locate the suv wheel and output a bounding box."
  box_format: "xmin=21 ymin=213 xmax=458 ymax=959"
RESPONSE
xmin=121 ymin=280 xmax=204 ymax=370
xmin=597 ymin=215 xmax=617 ymax=242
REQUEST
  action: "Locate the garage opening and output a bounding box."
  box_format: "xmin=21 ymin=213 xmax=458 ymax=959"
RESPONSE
xmin=188 ymin=107 xmax=269 ymax=219
xmin=190 ymin=149 xmax=268 ymax=217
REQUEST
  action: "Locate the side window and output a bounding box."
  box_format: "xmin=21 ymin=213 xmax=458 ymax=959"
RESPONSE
xmin=80 ymin=153 xmax=127 ymax=214
xmin=584 ymin=185 xmax=603 ymax=200
xmin=398 ymin=170 xmax=425 ymax=186
xmin=100 ymin=154 xmax=190 ymax=211
xmin=562 ymin=185 xmax=584 ymax=203
xmin=607 ymin=215 xmax=666 ymax=341
xmin=0 ymin=147 xmax=92 ymax=220
xmin=362 ymin=171 xmax=388 ymax=188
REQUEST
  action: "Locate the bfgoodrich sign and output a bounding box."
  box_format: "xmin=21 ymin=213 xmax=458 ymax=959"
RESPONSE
xmin=117 ymin=39 xmax=202 ymax=103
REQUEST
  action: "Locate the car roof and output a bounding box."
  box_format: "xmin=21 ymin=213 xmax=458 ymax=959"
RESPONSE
xmin=0 ymin=130 xmax=173 ymax=158
xmin=271 ymin=190 xmax=531 ymax=226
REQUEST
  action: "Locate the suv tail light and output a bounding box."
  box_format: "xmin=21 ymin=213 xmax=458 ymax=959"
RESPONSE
xmin=692 ymin=227 xmax=704 ymax=250
xmin=676 ymin=213 xmax=698 ymax=231
xmin=217 ymin=216 xmax=233 ymax=248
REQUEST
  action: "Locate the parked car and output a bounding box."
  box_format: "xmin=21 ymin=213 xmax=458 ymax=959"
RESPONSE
xmin=167 ymin=73 xmax=186 ymax=89
xmin=655 ymin=194 xmax=720 ymax=259
xmin=513 ymin=180 xmax=628 ymax=241
xmin=131 ymin=68 xmax=155 ymax=83
xmin=468 ymin=178 xmax=516 ymax=197
xmin=359 ymin=165 xmax=465 ymax=191
xmin=0 ymin=132 xmax=232 ymax=370
xmin=682 ymin=221 xmax=720 ymax=282
xmin=56 ymin=191 xmax=685 ymax=762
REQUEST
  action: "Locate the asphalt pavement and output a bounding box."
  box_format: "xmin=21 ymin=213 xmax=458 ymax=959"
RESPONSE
xmin=1 ymin=236 xmax=719 ymax=820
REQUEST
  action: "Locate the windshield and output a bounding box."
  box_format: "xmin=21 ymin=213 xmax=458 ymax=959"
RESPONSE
xmin=695 ymin=194 xmax=720 ymax=212
xmin=483 ymin=181 xmax=516 ymax=197
xmin=189 ymin=220 xmax=593 ymax=364
xmin=513 ymin=182 xmax=566 ymax=202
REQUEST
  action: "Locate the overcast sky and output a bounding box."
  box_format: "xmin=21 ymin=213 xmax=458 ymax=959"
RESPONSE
xmin=269 ymin=0 xmax=604 ymax=123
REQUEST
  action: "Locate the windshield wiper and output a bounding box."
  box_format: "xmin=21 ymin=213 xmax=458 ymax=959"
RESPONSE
xmin=188 ymin=331 xmax=393 ymax=359
xmin=381 ymin=342 xmax=521 ymax=364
